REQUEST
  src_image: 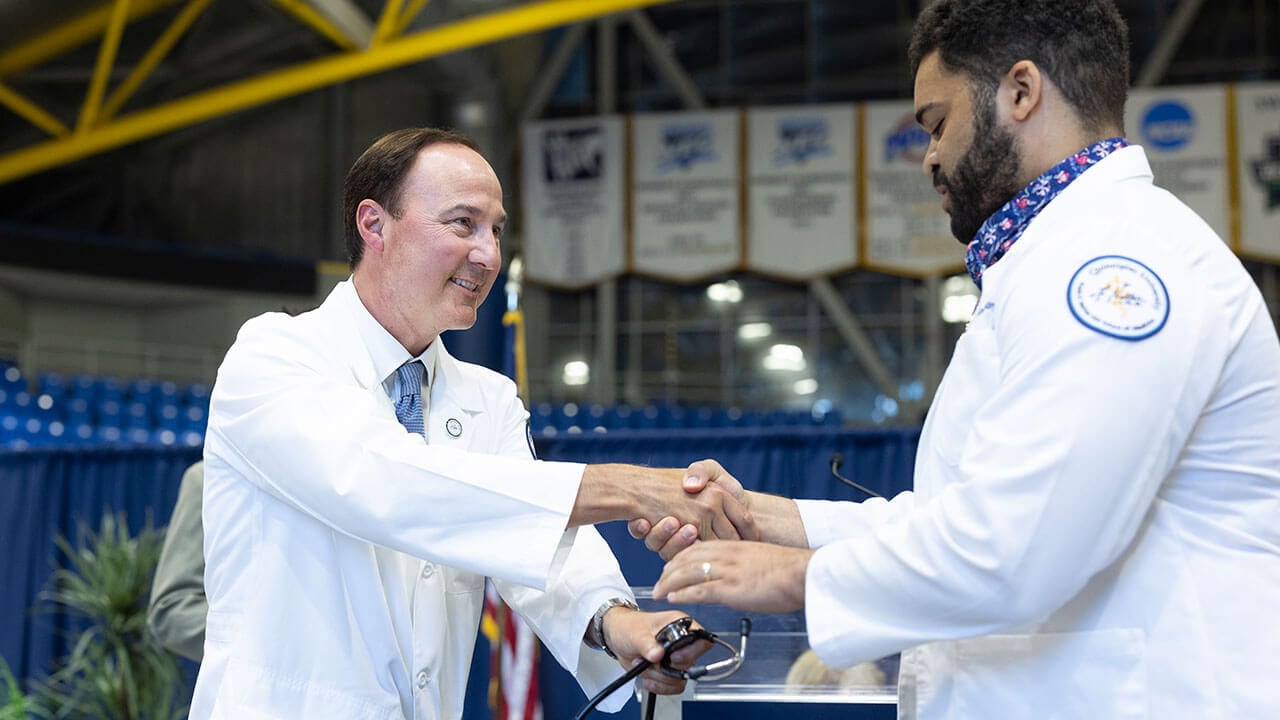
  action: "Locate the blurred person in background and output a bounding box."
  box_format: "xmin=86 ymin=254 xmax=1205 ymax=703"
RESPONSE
xmin=147 ymin=460 xmax=207 ymax=662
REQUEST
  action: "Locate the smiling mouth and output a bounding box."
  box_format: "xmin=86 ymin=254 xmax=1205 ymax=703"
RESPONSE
xmin=452 ymin=277 xmax=480 ymax=292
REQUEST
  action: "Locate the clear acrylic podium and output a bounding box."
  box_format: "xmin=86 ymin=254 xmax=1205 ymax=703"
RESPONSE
xmin=635 ymin=588 xmax=898 ymax=719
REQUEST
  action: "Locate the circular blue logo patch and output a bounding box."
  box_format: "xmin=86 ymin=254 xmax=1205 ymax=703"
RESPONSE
xmin=1067 ymin=256 xmax=1169 ymax=341
xmin=1141 ymin=101 xmax=1195 ymax=151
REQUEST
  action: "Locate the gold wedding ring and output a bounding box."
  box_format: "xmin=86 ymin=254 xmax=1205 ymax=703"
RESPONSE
xmin=701 ymin=561 xmax=712 ymax=583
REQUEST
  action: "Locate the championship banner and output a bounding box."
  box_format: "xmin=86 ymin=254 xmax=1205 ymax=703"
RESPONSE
xmin=521 ymin=116 xmax=626 ymax=288
xmin=1235 ymin=83 xmax=1280 ymax=262
xmin=745 ymin=104 xmax=857 ymax=279
xmin=862 ymin=100 xmax=962 ymax=277
xmin=1126 ymin=86 xmax=1230 ymax=240
xmin=631 ymin=109 xmax=741 ymax=281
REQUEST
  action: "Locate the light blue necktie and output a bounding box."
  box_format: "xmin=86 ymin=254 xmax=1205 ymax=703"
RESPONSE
xmin=393 ymin=361 xmax=426 ymax=437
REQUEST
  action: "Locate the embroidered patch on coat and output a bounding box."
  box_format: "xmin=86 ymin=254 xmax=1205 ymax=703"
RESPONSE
xmin=1067 ymin=255 xmax=1169 ymax=340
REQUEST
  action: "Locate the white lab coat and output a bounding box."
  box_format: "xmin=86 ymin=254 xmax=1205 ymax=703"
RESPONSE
xmin=193 ymin=280 xmax=631 ymax=719
xmin=798 ymin=146 xmax=1280 ymax=719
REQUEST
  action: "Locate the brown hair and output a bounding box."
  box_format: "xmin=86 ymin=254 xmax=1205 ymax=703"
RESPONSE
xmin=342 ymin=127 xmax=480 ymax=267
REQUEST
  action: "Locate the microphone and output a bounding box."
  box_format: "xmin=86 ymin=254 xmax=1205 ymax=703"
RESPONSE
xmin=829 ymin=453 xmax=883 ymax=499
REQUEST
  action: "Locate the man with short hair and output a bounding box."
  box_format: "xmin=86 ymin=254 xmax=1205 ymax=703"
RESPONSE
xmin=646 ymin=1 xmax=1280 ymax=717
xmin=193 ymin=127 xmax=752 ymax=719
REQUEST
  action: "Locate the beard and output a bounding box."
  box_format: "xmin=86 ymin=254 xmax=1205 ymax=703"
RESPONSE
xmin=934 ymin=92 xmax=1024 ymax=245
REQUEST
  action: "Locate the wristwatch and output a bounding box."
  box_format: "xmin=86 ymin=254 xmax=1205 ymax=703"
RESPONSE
xmin=585 ymin=597 xmax=639 ymax=658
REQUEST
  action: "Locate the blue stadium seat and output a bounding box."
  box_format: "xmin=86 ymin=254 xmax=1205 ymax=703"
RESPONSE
xmin=157 ymin=381 xmax=180 ymax=405
xmin=97 ymin=400 xmax=123 ymax=427
xmin=150 ymin=428 xmax=176 ymax=446
xmin=633 ymin=405 xmax=660 ymax=429
xmin=184 ymin=383 xmax=210 ymax=408
xmin=582 ymin=404 xmax=608 ymax=431
xmin=183 ymin=405 xmax=207 ymax=432
xmin=554 ymin=402 xmax=581 ymax=432
xmin=602 ymin=404 xmax=634 ymax=430
xmin=128 ymin=379 xmax=155 ymax=404
xmin=2 ymin=366 xmax=24 ymax=392
xmin=98 ymin=378 xmax=124 ymax=404
xmin=37 ymin=372 xmax=66 ymax=401
xmin=125 ymin=401 xmax=151 ymax=429
xmin=124 ymin=427 xmax=152 ymax=444
xmin=70 ymin=375 xmax=98 ymax=404
xmin=96 ymin=425 xmax=124 ymax=444
xmin=71 ymin=423 xmax=95 ymax=443
xmin=156 ymin=402 xmax=182 ymax=430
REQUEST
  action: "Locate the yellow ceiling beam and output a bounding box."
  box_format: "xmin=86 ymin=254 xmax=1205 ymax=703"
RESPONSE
xmin=392 ymin=0 xmax=433 ymax=38
xmin=372 ymin=0 xmax=407 ymax=46
xmin=0 ymin=81 xmax=70 ymax=137
xmin=0 ymin=0 xmax=179 ymax=79
xmin=101 ymin=0 xmax=214 ymax=122
xmin=268 ymin=0 xmax=361 ymax=51
xmin=0 ymin=0 xmax=677 ymax=186
xmin=78 ymin=0 xmax=133 ymax=132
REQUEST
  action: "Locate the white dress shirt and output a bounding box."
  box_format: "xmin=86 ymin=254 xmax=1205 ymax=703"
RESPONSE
xmin=193 ymin=279 xmax=632 ymax=719
xmin=798 ymin=146 xmax=1280 ymax=719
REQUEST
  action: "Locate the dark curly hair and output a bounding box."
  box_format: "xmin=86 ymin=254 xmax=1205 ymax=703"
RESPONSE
xmin=343 ymin=127 xmax=480 ymax=268
xmin=908 ymin=0 xmax=1130 ymax=135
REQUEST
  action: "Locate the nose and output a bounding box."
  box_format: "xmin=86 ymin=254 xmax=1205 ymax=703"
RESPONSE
xmin=922 ymin=144 xmax=940 ymax=178
xmin=470 ymin=227 xmax=501 ymax=269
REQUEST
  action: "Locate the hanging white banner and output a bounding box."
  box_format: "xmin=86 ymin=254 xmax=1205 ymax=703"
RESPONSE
xmin=1126 ymin=85 xmax=1230 ymax=240
xmin=631 ymin=110 xmax=741 ymax=281
xmin=745 ymin=104 xmax=857 ymax=279
xmin=521 ymin=116 xmax=626 ymax=288
xmin=862 ymin=100 xmax=962 ymax=277
xmin=1236 ymin=83 xmax=1280 ymax=262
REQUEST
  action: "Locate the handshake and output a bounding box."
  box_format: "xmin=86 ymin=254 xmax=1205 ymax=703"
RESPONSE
xmin=570 ymin=459 xmax=815 ymax=697
xmin=572 ymin=458 xmax=813 ymax=611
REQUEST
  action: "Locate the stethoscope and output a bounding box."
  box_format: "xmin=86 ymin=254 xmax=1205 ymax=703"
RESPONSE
xmin=574 ymin=616 xmax=752 ymax=720
xmin=576 ymin=453 xmax=867 ymax=719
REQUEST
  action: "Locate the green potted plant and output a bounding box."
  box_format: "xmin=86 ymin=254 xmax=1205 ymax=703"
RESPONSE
xmin=0 ymin=658 xmax=30 ymax=720
xmin=24 ymin=512 xmax=185 ymax=720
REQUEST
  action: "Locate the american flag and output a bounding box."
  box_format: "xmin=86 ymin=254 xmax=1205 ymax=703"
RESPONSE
xmin=483 ymin=270 xmax=542 ymax=720
xmin=481 ymin=580 xmax=542 ymax=720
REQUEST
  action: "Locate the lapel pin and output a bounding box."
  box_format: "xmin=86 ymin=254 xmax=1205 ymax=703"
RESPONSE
xmin=445 ymin=418 xmax=463 ymax=438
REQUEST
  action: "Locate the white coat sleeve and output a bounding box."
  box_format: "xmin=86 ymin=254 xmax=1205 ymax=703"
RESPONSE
xmin=486 ymin=387 xmax=634 ymax=713
xmin=805 ymin=241 xmax=1213 ymax=668
xmin=208 ymin=314 xmax=586 ymax=591
xmin=796 ymin=493 xmax=917 ymax=548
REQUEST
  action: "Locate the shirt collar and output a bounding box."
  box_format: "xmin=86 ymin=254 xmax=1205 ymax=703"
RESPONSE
xmin=333 ymin=277 xmax=434 ymax=392
xmin=965 ymin=137 xmax=1129 ymax=289
xmin=334 ymin=277 xmax=483 ymax=411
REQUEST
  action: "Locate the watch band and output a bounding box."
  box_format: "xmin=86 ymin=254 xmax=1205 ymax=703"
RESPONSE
xmin=586 ymin=597 xmax=638 ymax=658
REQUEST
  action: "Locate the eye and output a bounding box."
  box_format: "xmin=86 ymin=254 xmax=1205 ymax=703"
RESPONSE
xmin=451 ymin=216 xmax=473 ymax=230
xmin=493 ymin=224 xmax=504 ymax=241
xmin=930 ymin=118 xmax=945 ymax=139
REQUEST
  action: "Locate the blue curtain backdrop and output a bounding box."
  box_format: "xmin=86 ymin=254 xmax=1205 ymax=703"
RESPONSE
xmin=0 ymin=428 xmax=915 ymax=719
xmin=0 ymin=446 xmax=201 ymax=685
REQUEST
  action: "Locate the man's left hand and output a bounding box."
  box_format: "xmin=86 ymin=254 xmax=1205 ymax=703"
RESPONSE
xmin=653 ymin=541 xmax=814 ymax=613
xmin=601 ymin=608 xmax=711 ymax=695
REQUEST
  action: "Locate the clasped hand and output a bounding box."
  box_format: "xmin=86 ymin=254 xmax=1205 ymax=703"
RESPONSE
xmin=635 ymin=460 xmax=813 ymax=614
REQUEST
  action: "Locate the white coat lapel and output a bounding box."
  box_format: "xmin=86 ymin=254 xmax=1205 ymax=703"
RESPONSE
xmin=425 ymin=340 xmax=485 ymax=450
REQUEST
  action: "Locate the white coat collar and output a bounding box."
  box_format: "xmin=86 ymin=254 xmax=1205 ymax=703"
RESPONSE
xmin=327 ymin=278 xmax=486 ymax=412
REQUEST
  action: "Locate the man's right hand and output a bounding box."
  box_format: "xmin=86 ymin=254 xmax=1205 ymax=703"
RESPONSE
xmin=571 ymin=462 xmax=756 ymax=544
xmin=629 ymin=459 xmax=747 ymax=561
xmin=630 ymin=459 xmax=809 ymax=557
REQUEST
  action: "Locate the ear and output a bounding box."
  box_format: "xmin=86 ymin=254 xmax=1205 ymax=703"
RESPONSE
xmin=1003 ymin=59 xmax=1043 ymax=122
xmin=356 ymin=199 xmax=387 ymax=254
